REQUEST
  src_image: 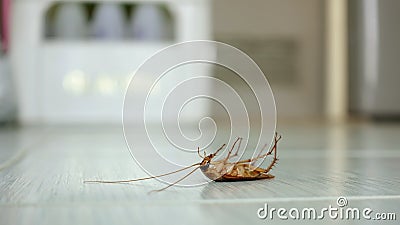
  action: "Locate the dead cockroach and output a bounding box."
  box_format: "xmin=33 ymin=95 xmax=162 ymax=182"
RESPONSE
xmin=85 ymin=133 xmax=281 ymax=192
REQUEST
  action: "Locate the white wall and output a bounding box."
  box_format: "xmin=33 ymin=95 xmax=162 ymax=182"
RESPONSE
xmin=211 ymin=0 xmax=325 ymax=120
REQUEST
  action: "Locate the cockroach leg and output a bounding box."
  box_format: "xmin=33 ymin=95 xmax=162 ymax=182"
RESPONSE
xmin=260 ymin=140 xmax=278 ymax=175
xmin=235 ymin=133 xmax=281 ymax=164
xmin=257 ymin=133 xmax=281 ymax=159
xmin=197 ymin=147 xmax=204 ymax=159
xmin=213 ymin=143 xmax=226 ymax=156
xmin=255 ymin=133 xmax=280 ymax=175
xmin=254 ymin=143 xmax=269 ymax=159
xmin=232 ymin=134 xmax=279 ymax=176
xmin=232 ymin=137 xmax=243 ymax=157
xmin=225 ymin=137 xmax=242 ymax=160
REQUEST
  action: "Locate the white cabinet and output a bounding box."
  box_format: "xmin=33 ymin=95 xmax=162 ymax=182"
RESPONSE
xmin=11 ymin=0 xmax=211 ymax=124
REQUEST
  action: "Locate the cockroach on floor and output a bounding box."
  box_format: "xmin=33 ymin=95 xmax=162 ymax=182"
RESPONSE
xmin=85 ymin=133 xmax=281 ymax=192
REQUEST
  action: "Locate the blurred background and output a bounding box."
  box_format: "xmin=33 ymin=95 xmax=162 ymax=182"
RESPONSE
xmin=0 ymin=0 xmax=399 ymax=125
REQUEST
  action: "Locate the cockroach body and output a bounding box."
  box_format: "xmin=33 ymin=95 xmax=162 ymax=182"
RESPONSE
xmin=85 ymin=133 xmax=281 ymax=192
xmin=199 ymin=133 xmax=280 ymax=182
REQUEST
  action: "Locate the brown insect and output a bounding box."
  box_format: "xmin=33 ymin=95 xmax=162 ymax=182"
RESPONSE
xmin=85 ymin=133 xmax=281 ymax=192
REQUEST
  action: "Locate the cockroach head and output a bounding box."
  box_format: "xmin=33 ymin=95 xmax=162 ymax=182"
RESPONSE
xmin=200 ymin=153 xmax=216 ymax=165
xmin=199 ymin=143 xmax=225 ymax=165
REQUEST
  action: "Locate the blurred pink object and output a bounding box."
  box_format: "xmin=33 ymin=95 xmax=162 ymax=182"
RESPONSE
xmin=1 ymin=0 xmax=10 ymax=52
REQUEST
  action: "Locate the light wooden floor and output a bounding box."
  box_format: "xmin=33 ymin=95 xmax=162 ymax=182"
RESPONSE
xmin=0 ymin=122 xmax=399 ymax=224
